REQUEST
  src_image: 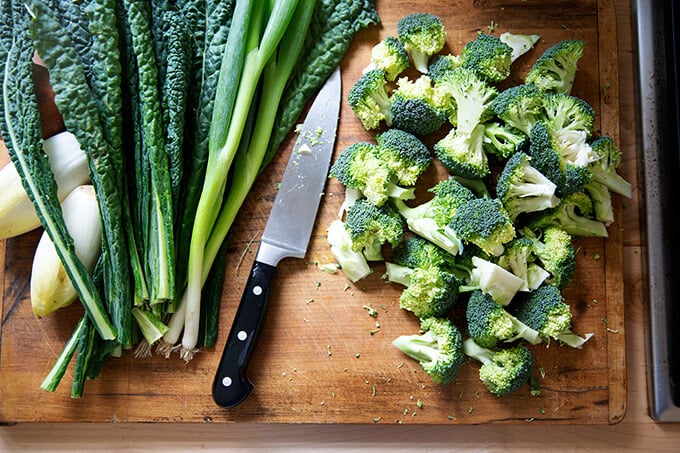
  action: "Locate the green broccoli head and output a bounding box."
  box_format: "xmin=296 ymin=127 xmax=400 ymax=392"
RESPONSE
xmin=368 ymin=36 xmax=410 ymax=81
xmin=434 ymin=125 xmax=490 ymax=179
xmin=390 ymin=233 xmax=458 ymax=271
xmin=465 ymin=290 xmax=542 ymax=348
xmin=496 ymin=151 xmax=560 ymax=220
xmin=329 ymin=142 xmax=415 ymax=207
xmin=396 ymin=13 xmax=447 ymax=73
xmin=375 ymin=128 xmax=433 ymax=185
xmin=460 ymin=33 xmax=513 ymax=83
xmin=437 ymin=67 xmax=498 ymax=134
xmin=542 ymin=93 xmax=597 ymax=170
xmin=512 ymin=284 xmax=593 ymax=348
xmin=327 ymin=220 xmax=372 ymax=283
xmin=527 ymin=121 xmax=567 ymax=191
xmin=492 ymin=84 xmax=544 ymax=136
xmin=450 ymin=197 xmax=516 ymax=256
xmin=347 ymin=69 xmax=392 ymax=130
xmin=389 ymin=264 xmax=462 ymax=318
xmin=390 ymin=75 xmax=448 ymax=136
xmin=463 ymin=338 xmax=535 ymax=396
xmin=428 ymin=53 xmax=462 ymax=83
xmin=561 ymin=162 xmax=593 ymax=197
xmin=588 ymin=135 xmax=632 ymax=198
xmin=524 ymin=226 xmax=576 ymax=288
xmin=526 ymin=191 xmax=608 ymax=238
xmin=525 ymin=39 xmax=585 ymax=94
xmin=483 ymin=122 xmax=528 ymax=159
xmin=392 ymin=317 xmax=464 ymax=385
xmin=345 ymin=199 xmax=405 ymax=260
xmin=497 ymin=237 xmax=550 ymax=292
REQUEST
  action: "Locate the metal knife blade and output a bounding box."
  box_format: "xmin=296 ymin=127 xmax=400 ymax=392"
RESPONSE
xmin=212 ymin=67 xmax=341 ymax=408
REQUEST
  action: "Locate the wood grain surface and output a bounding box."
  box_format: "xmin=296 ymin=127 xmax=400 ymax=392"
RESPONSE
xmin=0 ymin=0 xmax=627 ymax=425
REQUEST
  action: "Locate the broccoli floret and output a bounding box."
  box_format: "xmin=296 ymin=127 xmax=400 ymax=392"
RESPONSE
xmin=584 ymin=180 xmax=614 ymax=225
xmin=347 ymin=69 xmax=392 ymax=130
xmin=392 ymin=317 xmax=464 ymax=385
xmin=392 ymin=178 xmax=475 ymax=255
xmin=542 ymin=93 xmax=596 ymax=165
xmin=375 ymin=128 xmax=433 ymax=185
xmin=499 ymin=32 xmax=540 ymax=62
xmin=460 ymin=33 xmax=513 ymax=83
xmin=327 ymin=220 xmax=372 ymax=283
xmin=329 ymin=142 xmax=415 ymax=207
xmin=497 ymin=237 xmax=550 ymax=292
xmin=522 ymin=226 xmax=576 ymax=289
xmin=438 ymin=67 xmax=498 ymax=134
xmin=450 ymin=197 xmax=516 ymax=256
xmin=396 ymin=13 xmax=447 ymax=73
xmin=525 ymin=39 xmax=585 ymax=94
xmin=492 ymin=84 xmax=544 ymax=136
xmin=462 ymin=338 xmax=535 ymax=396
xmin=385 ymin=261 xmax=462 ymax=319
xmin=526 ymin=191 xmax=608 ymax=238
xmin=391 ymin=235 xmax=458 ymax=271
xmin=588 ymin=135 xmax=632 ymax=198
xmin=365 ymin=36 xmax=410 ymax=81
xmin=390 ymin=75 xmax=448 ymax=136
xmin=496 ymin=152 xmax=560 ymax=220
xmin=460 ymin=257 xmax=525 ymax=306
xmin=465 ymin=290 xmax=542 ymax=349
xmin=483 ymin=122 xmax=528 ymax=159
xmin=434 ymin=125 xmax=490 ymax=179
xmin=428 ymin=53 xmax=462 ymax=82
xmin=513 ymin=284 xmax=593 ymax=348
xmin=526 ymin=121 xmax=567 ymax=191
xmin=345 ymin=199 xmax=405 ymax=260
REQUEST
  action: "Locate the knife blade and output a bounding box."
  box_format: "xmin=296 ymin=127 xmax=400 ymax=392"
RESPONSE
xmin=212 ymin=67 xmax=342 ymax=408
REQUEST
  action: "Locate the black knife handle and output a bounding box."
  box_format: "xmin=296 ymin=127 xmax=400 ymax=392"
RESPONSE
xmin=212 ymin=260 xmax=276 ymax=408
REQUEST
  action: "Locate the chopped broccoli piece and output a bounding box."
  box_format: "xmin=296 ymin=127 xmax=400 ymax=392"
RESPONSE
xmin=391 ymin=178 xmax=475 ymax=255
xmin=345 ymin=199 xmax=405 ymax=261
xmin=391 ymin=235 xmax=458 ymax=271
xmin=499 ymin=32 xmax=540 ymax=62
xmin=329 ymin=142 xmax=415 ymax=207
xmin=526 ymin=191 xmax=608 ymax=237
xmin=366 ymin=36 xmax=410 ymax=81
xmin=542 ymin=93 xmax=596 ymax=167
xmin=428 ymin=53 xmax=462 ymax=82
xmin=385 ymin=261 xmax=462 ymax=319
xmin=327 ymin=220 xmax=372 ymax=283
xmin=526 ymin=121 xmax=567 ymax=191
xmin=375 ymin=128 xmax=433 ymax=186
xmin=492 ymin=83 xmax=544 ymax=136
xmin=497 ymin=237 xmax=550 ymax=292
xmin=483 ymin=122 xmax=528 ymax=159
xmin=522 ymin=226 xmax=576 ymax=289
xmin=434 ymin=125 xmax=490 ymax=179
xmin=584 ymin=180 xmax=615 ymax=225
xmin=437 ymin=67 xmax=498 ymax=134
xmin=450 ymin=197 xmax=516 ymax=256
xmin=513 ymin=284 xmax=593 ymax=348
xmin=390 ymin=75 xmax=448 ymax=136
xmin=525 ymin=39 xmax=585 ymax=94
xmin=460 ymin=257 xmax=525 ymax=306
xmin=347 ymin=69 xmax=392 ymax=130
xmin=462 ymin=338 xmax=535 ymax=396
xmin=392 ymin=317 xmax=464 ymax=385
xmin=460 ymin=33 xmax=513 ymax=83
xmin=588 ymin=135 xmax=632 ymax=198
xmin=496 ymin=151 xmax=560 ymax=220
xmin=396 ymin=13 xmax=447 ymax=73
xmin=465 ymin=290 xmax=541 ymax=348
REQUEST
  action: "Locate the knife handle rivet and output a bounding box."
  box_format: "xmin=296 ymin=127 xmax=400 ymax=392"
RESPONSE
xmin=221 ymin=376 xmax=233 ymax=387
xmin=237 ymin=330 xmax=248 ymax=341
xmin=252 ymin=285 xmax=263 ymax=296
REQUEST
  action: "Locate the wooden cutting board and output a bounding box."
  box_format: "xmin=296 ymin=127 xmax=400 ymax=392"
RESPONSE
xmin=0 ymin=0 xmax=625 ymax=424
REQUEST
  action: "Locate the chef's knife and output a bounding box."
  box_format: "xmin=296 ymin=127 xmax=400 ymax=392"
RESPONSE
xmin=212 ymin=67 xmax=342 ymax=408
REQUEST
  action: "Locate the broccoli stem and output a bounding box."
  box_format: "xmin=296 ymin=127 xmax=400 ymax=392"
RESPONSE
xmin=556 ymin=331 xmax=593 ymax=349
